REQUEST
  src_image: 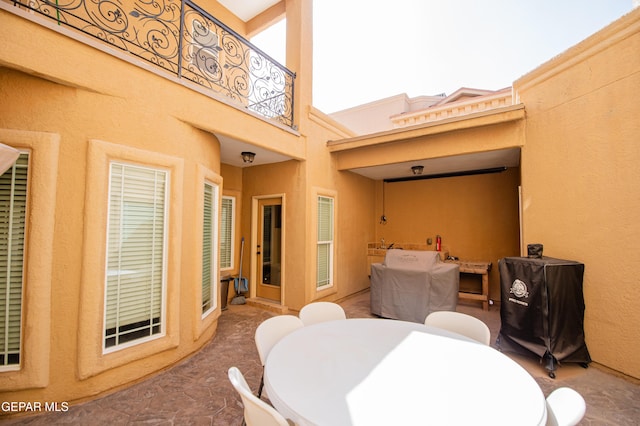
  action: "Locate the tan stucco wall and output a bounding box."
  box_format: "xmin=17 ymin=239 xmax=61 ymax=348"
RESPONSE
xmin=515 ymin=9 xmax=640 ymax=378
xmin=219 ymin=163 xmax=243 ymax=305
xmin=241 ymin=159 xmax=306 ymax=308
xmin=0 ymin=63 xmax=226 ymax=403
xmin=305 ymin=109 xmax=375 ymax=305
xmin=0 ymin=0 xmax=310 ymax=405
xmin=238 ymin=108 xmax=375 ymax=312
xmin=374 ymin=168 xmax=521 ymax=301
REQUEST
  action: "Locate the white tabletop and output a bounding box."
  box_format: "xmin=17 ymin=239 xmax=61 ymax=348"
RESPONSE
xmin=264 ymin=318 xmax=546 ymax=426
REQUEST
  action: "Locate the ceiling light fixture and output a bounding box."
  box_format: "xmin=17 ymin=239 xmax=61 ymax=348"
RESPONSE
xmin=241 ymin=151 xmax=256 ymax=164
xmin=411 ymin=165 xmax=424 ymax=175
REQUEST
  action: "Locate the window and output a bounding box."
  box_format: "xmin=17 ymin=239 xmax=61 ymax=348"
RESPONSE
xmin=316 ymin=196 xmax=334 ymax=289
xmin=202 ymin=182 xmax=219 ymax=315
xmin=104 ymin=163 xmax=168 ymax=350
xmin=220 ymin=196 xmax=235 ymax=270
xmin=0 ymin=153 xmax=28 ymax=369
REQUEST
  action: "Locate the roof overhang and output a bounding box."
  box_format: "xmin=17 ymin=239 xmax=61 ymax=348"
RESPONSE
xmin=327 ymin=104 xmax=526 ymax=181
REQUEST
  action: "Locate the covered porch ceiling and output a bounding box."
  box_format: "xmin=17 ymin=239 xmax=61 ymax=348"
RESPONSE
xmin=347 ymin=148 xmax=521 ymax=181
xmin=218 ymin=134 xmax=520 ymax=178
xmin=218 ymin=134 xmax=293 ymax=168
xmin=219 ymin=106 xmax=525 ymax=177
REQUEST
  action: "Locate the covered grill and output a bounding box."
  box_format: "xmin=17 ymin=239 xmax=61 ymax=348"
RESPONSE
xmin=497 ymin=256 xmax=591 ymax=378
xmin=370 ymin=250 xmax=459 ymax=323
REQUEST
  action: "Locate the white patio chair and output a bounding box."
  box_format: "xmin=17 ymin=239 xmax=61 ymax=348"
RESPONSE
xmin=424 ymin=310 xmax=491 ymax=345
xmin=299 ymin=301 xmax=347 ymax=326
xmin=254 ymin=315 xmax=304 ymax=398
xmin=228 ymin=366 xmax=291 ymax=426
xmin=545 ymin=387 xmax=586 ymax=426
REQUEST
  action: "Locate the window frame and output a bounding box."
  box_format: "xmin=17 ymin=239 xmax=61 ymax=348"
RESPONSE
xmin=0 ymin=152 xmax=29 ymax=371
xmin=220 ymin=195 xmax=236 ymax=272
xmin=78 ymin=140 xmax=183 ymax=380
xmin=316 ymin=193 xmax=335 ymax=291
xmin=102 ymin=161 xmax=170 ymax=353
xmin=192 ymin=164 xmax=222 ymax=337
xmin=201 ymin=180 xmax=219 ymax=317
xmin=0 ymin=129 xmax=58 ymax=392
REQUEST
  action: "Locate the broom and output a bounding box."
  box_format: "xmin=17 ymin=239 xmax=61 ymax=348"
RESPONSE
xmin=231 ymin=237 xmax=248 ymax=304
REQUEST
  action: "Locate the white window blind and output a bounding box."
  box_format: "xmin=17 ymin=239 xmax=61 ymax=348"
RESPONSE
xmin=316 ymin=196 xmax=334 ymax=288
xmin=220 ymin=196 xmax=235 ymax=270
xmin=202 ymin=182 xmax=219 ymax=314
xmin=0 ymin=153 xmax=28 ymax=368
xmin=104 ymin=163 xmax=168 ymax=350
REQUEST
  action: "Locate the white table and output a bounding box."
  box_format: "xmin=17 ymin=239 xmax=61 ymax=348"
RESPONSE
xmin=264 ymin=318 xmax=547 ymax=426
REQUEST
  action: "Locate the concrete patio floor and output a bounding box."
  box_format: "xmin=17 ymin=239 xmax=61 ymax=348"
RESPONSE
xmin=3 ymin=290 xmax=639 ymax=425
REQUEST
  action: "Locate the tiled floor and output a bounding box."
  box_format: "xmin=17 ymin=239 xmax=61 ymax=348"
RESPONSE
xmin=4 ymin=291 xmax=639 ymax=425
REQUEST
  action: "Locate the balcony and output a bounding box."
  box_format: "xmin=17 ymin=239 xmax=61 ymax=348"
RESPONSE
xmin=4 ymin=0 xmax=295 ymax=128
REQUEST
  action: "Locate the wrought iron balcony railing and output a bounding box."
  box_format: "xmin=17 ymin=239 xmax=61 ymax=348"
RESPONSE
xmin=5 ymin=0 xmax=295 ymax=128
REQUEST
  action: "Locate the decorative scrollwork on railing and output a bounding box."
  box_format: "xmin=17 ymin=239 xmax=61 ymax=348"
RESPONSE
xmin=25 ymin=0 xmax=181 ymax=71
xmin=179 ymin=3 xmax=295 ymax=126
xmin=5 ymin=0 xmax=295 ymax=127
xmin=127 ymin=0 xmax=181 ymax=68
xmin=247 ymin=52 xmax=293 ymax=126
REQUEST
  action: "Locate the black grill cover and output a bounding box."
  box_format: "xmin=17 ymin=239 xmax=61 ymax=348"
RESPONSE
xmin=497 ymin=256 xmax=591 ymax=374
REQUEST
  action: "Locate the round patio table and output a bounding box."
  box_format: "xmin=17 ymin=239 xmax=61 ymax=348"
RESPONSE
xmin=264 ymin=318 xmax=547 ymax=426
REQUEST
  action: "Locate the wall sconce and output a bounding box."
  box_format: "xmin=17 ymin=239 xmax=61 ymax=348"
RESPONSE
xmin=241 ymin=151 xmax=256 ymax=164
xmin=411 ymin=165 xmax=424 ymax=175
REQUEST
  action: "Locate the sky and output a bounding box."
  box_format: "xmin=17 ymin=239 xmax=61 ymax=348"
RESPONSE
xmin=252 ymin=0 xmax=634 ymax=113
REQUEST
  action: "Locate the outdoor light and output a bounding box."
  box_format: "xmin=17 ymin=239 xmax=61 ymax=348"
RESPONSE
xmin=411 ymin=165 xmax=424 ymax=175
xmin=241 ymin=151 xmax=256 ymax=164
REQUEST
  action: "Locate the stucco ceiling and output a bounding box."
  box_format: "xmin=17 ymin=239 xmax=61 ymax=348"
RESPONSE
xmin=219 ymin=131 xmax=520 ymax=179
xmin=217 ymin=0 xmax=280 ymax=22
xmin=347 ymin=148 xmax=521 ymax=181
xmin=218 ymin=134 xmax=292 ymax=168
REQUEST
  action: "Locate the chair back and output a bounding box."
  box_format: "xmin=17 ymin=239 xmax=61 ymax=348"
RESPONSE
xmin=545 ymin=387 xmax=586 ymax=426
xmin=228 ymin=367 xmax=290 ymax=426
xmin=424 ymin=311 xmax=491 ymax=345
xmin=255 ymin=315 xmax=304 ymax=366
xmin=299 ymin=302 xmax=347 ymax=326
